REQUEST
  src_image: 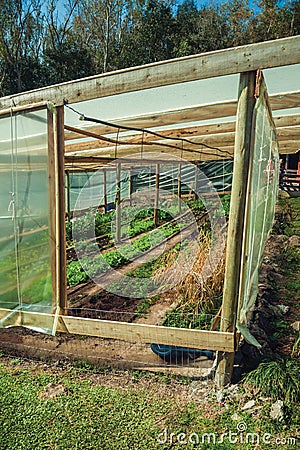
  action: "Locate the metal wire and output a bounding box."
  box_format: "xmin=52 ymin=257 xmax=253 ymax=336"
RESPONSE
xmin=64 ymin=102 xmax=232 ymax=158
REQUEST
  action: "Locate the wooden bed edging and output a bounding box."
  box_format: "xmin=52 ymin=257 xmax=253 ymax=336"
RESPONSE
xmin=0 ymin=309 xmax=234 ymax=352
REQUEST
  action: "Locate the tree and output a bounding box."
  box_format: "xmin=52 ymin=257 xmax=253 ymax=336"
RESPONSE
xmin=222 ymin=0 xmax=253 ymax=46
xmin=120 ymin=0 xmax=176 ymax=68
xmin=42 ymin=0 xmax=94 ymax=85
xmin=0 ymin=0 xmax=45 ymax=95
xmin=250 ymin=0 xmax=292 ymax=42
xmin=73 ymin=0 xmax=131 ymax=74
xmin=174 ymin=0 xmax=229 ymax=57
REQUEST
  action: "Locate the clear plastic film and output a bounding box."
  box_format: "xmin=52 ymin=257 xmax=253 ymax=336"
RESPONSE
xmin=237 ymin=83 xmax=279 ymax=346
xmin=66 ymin=160 xmax=233 ymax=214
xmin=0 ymin=108 xmax=57 ymax=334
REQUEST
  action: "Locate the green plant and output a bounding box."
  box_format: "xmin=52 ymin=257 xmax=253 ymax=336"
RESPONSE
xmin=66 ymin=261 xmax=88 ymax=286
xmin=292 ymin=333 xmax=300 ymax=358
xmin=163 ymin=301 xmax=221 ymax=330
xmin=221 ymin=194 xmax=231 ymax=218
xmin=273 ymin=198 xmax=297 ymax=235
xmin=269 ymin=318 xmax=294 ymax=340
xmin=135 ymin=296 xmax=158 ymax=317
xmin=66 ymin=220 xmax=73 ymax=242
xmin=244 ymin=357 xmax=300 ymax=404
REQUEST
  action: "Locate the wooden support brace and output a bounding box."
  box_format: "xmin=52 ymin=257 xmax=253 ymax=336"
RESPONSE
xmin=115 ymin=162 xmax=121 ymax=242
xmin=154 ymin=164 xmax=160 ymax=226
xmin=215 ymin=71 xmax=257 ymax=388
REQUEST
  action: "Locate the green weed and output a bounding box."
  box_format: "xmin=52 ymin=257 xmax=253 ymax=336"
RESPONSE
xmin=244 ymin=357 xmax=300 ymax=404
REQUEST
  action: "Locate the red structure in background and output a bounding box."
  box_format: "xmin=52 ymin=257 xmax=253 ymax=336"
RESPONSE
xmin=279 ymin=151 xmax=300 ymax=194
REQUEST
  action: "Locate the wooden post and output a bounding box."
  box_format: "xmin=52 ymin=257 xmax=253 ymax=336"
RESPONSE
xmin=194 ymin=164 xmax=198 ymax=200
xmin=115 ymin=163 xmax=121 ymax=242
xmin=178 ymin=163 xmax=181 ymax=215
xmin=215 ymin=71 xmax=257 ymax=388
xmin=129 ymin=168 xmax=133 ymax=206
xmin=154 ymin=164 xmax=160 ymax=226
xmin=47 ymin=110 xmax=57 ymax=317
xmin=103 ymin=169 xmax=107 ymax=212
xmin=54 ymin=106 xmax=67 ymax=315
xmin=65 ymin=171 xmax=71 ymax=221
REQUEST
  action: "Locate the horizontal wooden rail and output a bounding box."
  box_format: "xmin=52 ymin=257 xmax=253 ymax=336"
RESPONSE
xmin=0 ymin=308 xmax=235 ymax=352
xmin=0 ymin=36 xmax=299 ymax=109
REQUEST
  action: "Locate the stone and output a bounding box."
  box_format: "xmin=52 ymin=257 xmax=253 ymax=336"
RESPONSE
xmin=38 ymin=383 xmax=67 ymax=400
xmin=231 ymin=413 xmax=243 ymax=422
xmin=277 ymin=304 xmax=290 ymax=315
xmin=287 ymin=235 xmax=300 ymax=248
xmin=216 ymin=389 xmax=225 ymax=404
xmin=291 ymin=321 xmax=300 ymax=331
xmin=241 ymin=399 xmax=256 ymax=410
xmin=278 ymin=190 xmax=290 ymax=199
xmin=270 ymin=400 xmax=284 ymax=421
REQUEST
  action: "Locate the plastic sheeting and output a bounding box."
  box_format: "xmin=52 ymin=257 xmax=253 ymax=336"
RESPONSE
xmin=237 ymin=84 xmax=279 ymax=346
xmin=66 ymin=160 xmax=233 ymax=213
xmin=0 ymin=108 xmax=57 ymax=334
xmin=67 ymin=169 xmax=130 ymax=212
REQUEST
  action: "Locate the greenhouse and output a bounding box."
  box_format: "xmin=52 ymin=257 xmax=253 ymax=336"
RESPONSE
xmin=0 ymin=35 xmax=299 ymax=386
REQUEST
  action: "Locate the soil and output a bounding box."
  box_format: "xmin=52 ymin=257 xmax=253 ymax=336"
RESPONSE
xmin=240 ymin=230 xmax=300 ymax=369
xmin=68 ymin=290 xmax=142 ymax=322
xmin=0 ymin=326 xmax=213 ymax=378
xmin=67 ymin=219 xmax=197 ymax=321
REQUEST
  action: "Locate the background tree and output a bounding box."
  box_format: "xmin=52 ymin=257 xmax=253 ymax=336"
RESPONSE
xmin=283 ymin=0 xmax=300 ymax=36
xmin=0 ymin=0 xmax=299 ymax=95
xmin=174 ymin=0 xmax=229 ymax=56
xmin=222 ymin=0 xmax=253 ymax=46
xmin=42 ymin=0 xmax=94 ymax=85
xmin=120 ymin=0 xmax=176 ymax=67
xmin=0 ymin=0 xmax=44 ymax=95
xmin=73 ymin=0 xmax=131 ymax=73
xmin=250 ymin=0 xmax=292 ymax=42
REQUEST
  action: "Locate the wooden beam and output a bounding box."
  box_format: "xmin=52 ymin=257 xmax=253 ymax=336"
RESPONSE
xmin=0 ymin=309 xmax=235 ymax=352
xmin=65 ymin=171 xmax=71 ymax=221
xmin=215 ymin=71 xmax=257 ymax=388
xmin=115 ymin=162 xmax=121 ymax=242
xmin=178 ymin=163 xmax=182 ymax=214
xmin=129 ymin=168 xmax=133 ymax=206
xmin=65 ymin=109 xmax=300 ymax=147
xmin=47 ymin=109 xmax=57 ymax=313
xmin=64 ymin=101 xmax=238 ymax=144
xmin=270 ymin=91 xmax=300 ymax=111
xmin=274 ymin=113 xmax=300 ymax=128
xmin=1 ymin=36 xmax=299 ymax=109
xmin=64 ymin=131 xmax=236 ymax=154
xmin=276 ymin=126 xmax=300 ymax=139
xmin=103 ymin=169 xmax=107 ymax=211
xmin=154 ymin=164 xmax=160 ymax=226
xmin=65 ymin=120 xmax=237 ymax=142
xmin=54 ymin=106 xmax=67 ymax=314
xmin=278 ymin=142 xmax=300 ymax=153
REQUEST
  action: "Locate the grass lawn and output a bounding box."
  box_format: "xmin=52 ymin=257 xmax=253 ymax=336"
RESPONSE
xmin=0 ymin=358 xmax=298 ymax=450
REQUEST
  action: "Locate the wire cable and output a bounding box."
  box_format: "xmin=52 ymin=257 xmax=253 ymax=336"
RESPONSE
xmin=64 ymin=101 xmax=232 ymax=158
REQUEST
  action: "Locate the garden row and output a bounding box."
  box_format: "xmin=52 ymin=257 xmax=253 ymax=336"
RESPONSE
xmin=66 ymin=195 xmax=230 ymax=288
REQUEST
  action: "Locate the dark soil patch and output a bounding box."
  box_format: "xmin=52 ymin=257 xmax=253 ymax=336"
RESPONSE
xmin=68 ymin=291 xmax=141 ymax=322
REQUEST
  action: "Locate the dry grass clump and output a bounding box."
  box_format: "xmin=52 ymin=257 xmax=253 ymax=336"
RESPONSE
xmin=154 ymin=230 xmax=225 ymax=314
